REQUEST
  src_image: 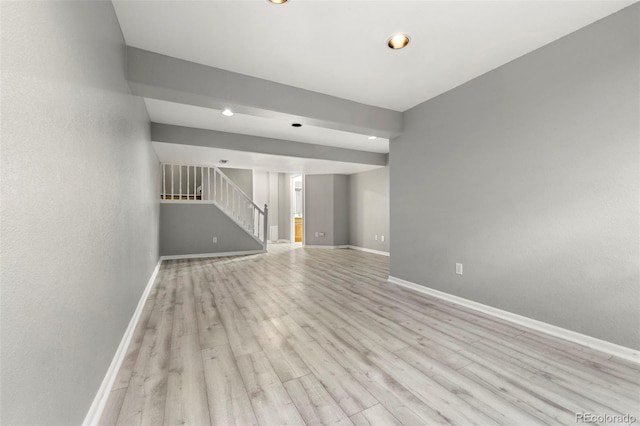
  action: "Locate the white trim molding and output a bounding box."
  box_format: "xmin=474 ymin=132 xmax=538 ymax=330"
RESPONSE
xmin=83 ymin=259 xmax=163 ymax=426
xmin=348 ymin=245 xmax=390 ymax=257
xmin=160 ymin=250 xmax=265 ymax=260
xmin=84 ymin=248 xmax=268 ymax=424
xmin=387 ymin=275 xmax=640 ymax=364
xmin=303 ymin=245 xmax=350 ymax=249
xmin=160 ymin=199 xmax=216 ymax=204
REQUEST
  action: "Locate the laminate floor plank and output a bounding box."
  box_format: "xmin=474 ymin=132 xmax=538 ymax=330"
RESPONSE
xmin=250 ymin=318 xmax=312 ymax=382
xmin=201 ymin=345 xmax=259 ymax=426
xmin=99 ymin=388 xmax=127 ymax=426
xmin=334 ymin=326 xmax=500 ymax=426
xmin=171 ymin=267 xmax=199 ymax=338
xmin=395 ymin=346 xmax=543 ymax=425
xmin=164 ymin=332 xmax=211 ymax=425
xmin=190 ymin=260 xmax=230 ymax=350
xmin=457 ymin=361 xmax=574 ymax=424
xmin=460 ymin=345 xmax=635 ymax=419
xmin=222 ymin=269 xmax=313 ymax=382
xmin=111 ymin=305 xmax=155 ymax=392
xmin=236 ymin=350 xmax=306 ymax=425
xmin=287 ymin=308 xmax=471 ymax=426
xmin=470 ymin=339 xmax=639 ymax=415
xmin=279 ymin=282 xmax=410 ymax=353
xmin=99 ymin=244 xmax=640 ymax=426
xmin=116 ymin=262 xmax=177 ymax=426
xmin=314 ymin=268 xmax=637 ymax=408
xmin=284 ymin=374 xmax=354 ymax=426
xmin=350 ymin=404 xmax=403 ymax=426
xmin=190 ymin=259 xmax=222 ymax=332
xmin=514 ymin=331 xmax=640 ymax=385
xmin=273 ymin=315 xmax=379 ymax=417
xmin=208 ymin=272 xmax=262 ymax=357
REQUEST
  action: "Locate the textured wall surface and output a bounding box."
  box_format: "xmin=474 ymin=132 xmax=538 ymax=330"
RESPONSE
xmin=220 ymin=167 xmax=253 ymax=199
xmin=253 ymin=170 xmax=269 ymax=212
xmin=349 ymin=167 xmax=390 ymax=252
xmin=1 ymin=2 xmax=160 ymax=424
xmin=278 ymin=173 xmax=292 ymax=241
xmin=305 ymin=175 xmax=336 ymax=245
xmin=333 ymin=175 xmax=350 ymax=246
xmin=305 ymin=174 xmax=350 ymax=246
xmin=160 ymin=203 xmax=263 ymax=255
xmin=268 ymin=172 xmax=280 ymax=237
xmin=391 ymin=5 xmax=639 ymax=349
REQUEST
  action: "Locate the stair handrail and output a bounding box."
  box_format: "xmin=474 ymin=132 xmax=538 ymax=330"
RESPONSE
xmin=214 ymin=167 xmax=264 ymax=215
xmin=161 ymin=163 xmax=268 ymax=250
xmin=214 ymin=167 xmax=269 ymax=249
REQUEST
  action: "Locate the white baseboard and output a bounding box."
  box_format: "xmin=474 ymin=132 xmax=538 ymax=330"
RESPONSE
xmin=160 ymin=250 xmax=264 ymax=260
xmin=348 ymin=245 xmax=390 ymax=257
xmin=83 ymin=259 xmax=162 ymax=426
xmin=387 ymin=275 xmax=640 ymax=364
xmin=303 ymin=245 xmax=350 ymax=249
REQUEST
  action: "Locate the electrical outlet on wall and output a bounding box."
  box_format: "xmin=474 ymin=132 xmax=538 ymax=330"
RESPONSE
xmin=375 ymin=235 xmax=378 ymax=241
xmin=381 ymin=235 xmax=385 ymax=242
xmin=456 ymin=263 xmax=463 ymax=275
xmin=212 ymin=237 xmax=218 ymax=244
xmin=315 ymin=232 xmax=319 ymax=237
xmin=319 ymin=232 xmax=325 ymax=237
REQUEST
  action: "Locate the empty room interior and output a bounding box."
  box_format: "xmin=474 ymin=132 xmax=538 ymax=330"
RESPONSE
xmin=1 ymin=1 xmax=639 ymax=425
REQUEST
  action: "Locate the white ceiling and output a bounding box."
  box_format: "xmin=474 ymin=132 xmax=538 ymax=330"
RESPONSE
xmin=114 ymin=0 xmax=633 ymax=112
xmin=145 ymin=98 xmax=390 ymax=153
xmin=114 ymin=0 xmax=633 ymax=172
xmin=152 ymin=142 xmax=384 ymax=175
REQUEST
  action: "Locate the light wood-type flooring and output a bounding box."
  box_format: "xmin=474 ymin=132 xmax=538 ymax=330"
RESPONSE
xmin=100 ymin=244 xmax=640 ymax=425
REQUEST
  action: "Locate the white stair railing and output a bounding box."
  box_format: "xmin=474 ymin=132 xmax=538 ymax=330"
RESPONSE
xmin=161 ymin=163 xmax=268 ymax=249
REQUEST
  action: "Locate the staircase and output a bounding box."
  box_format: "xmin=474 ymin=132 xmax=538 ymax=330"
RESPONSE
xmin=161 ymin=163 xmax=268 ymax=251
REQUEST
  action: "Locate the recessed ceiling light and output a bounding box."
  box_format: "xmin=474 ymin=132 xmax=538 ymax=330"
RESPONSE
xmin=291 ymin=123 xmax=302 ymax=127
xmin=387 ymin=33 xmax=410 ymax=50
xmin=368 ymin=136 xmax=377 ymax=140
xmin=221 ymin=109 xmax=234 ymax=117
xmin=268 ymin=0 xmax=288 ymax=3
xmin=219 ymin=160 xmax=228 ymax=164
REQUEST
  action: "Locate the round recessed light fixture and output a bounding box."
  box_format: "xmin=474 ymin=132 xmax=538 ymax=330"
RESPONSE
xmin=268 ymin=0 xmax=288 ymax=3
xmin=368 ymin=136 xmax=377 ymax=140
xmin=291 ymin=123 xmax=302 ymax=127
xmin=221 ymin=109 xmax=234 ymax=117
xmin=387 ymin=33 xmax=410 ymax=50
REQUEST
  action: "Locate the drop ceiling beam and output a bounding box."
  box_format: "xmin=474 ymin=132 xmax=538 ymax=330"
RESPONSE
xmin=151 ymin=123 xmax=388 ymax=166
xmin=128 ymin=47 xmax=403 ymax=139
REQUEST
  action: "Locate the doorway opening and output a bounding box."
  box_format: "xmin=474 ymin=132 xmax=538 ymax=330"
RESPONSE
xmin=291 ymin=175 xmax=303 ymax=244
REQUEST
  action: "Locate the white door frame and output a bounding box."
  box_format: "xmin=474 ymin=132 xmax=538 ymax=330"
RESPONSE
xmin=290 ymin=174 xmax=304 ymax=244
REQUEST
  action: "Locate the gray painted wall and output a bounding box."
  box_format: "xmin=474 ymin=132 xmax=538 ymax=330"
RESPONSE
xmin=220 ymin=167 xmax=253 ymax=199
xmin=253 ymin=170 xmax=270 ymax=224
xmin=349 ymin=167 xmax=390 ymax=252
xmin=160 ymin=204 xmax=262 ymax=256
xmin=305 ymin=175 xmax=335 ymax=245
xmin=253 ymin=170 xmax=290 ymax=241
xmin=1 ymin=2 xmax=160 ymax=424
xmin=305 ymin=174 xmax=350 ymax=246
xmin=390 ymin=4 xmax=640 ymax=350
xmin=269 ymin=172 xmax=279 ymax=239
xmin=333 ymin=175 xmax=350 ymax=246
xmin=278 ymin=173 xmax=292 ymax=241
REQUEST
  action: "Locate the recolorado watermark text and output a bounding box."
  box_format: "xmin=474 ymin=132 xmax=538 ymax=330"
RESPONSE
xmin=575 ymin=413 xmax=637 ymax=424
